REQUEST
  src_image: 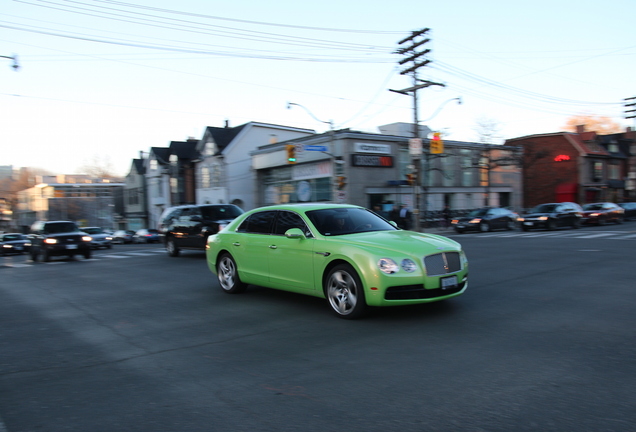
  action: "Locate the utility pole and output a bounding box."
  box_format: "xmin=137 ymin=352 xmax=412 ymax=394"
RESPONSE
xmin=625 ymin=96 xmax=636 ymax=122
xmin=390 ymin=28 xmax=444 ymax=232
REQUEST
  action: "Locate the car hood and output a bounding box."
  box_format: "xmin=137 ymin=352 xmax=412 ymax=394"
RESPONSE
xmin=44 ymin=231 xmax=88 ymax=238
xmin=523 ymin=212 xmax=552 ymax=218
xmin=455 ymin=215 xmax=483 ymax=222
xmin=327 ymin=230 xmax=461 ymax=255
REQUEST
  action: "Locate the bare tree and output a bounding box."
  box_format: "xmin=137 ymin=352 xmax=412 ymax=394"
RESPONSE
xmin=474 ymin=116 xmax=504 ymax=144
xmin=77 ymin=155 xmax=117 ymax=179
xmin=563 ymin=113 xmax=622 ymax=134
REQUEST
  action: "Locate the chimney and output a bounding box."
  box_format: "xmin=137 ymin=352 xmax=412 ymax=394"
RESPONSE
xmin=225 ymin=120 xmax=230 ymax=128
xmin=576 ymin=125 xmax=585 ymax=134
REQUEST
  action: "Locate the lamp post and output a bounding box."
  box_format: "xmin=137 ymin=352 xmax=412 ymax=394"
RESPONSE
xmin=286 ymin=102 xmax=341 ymax=203
xmin=1 ymin=54 xmax=19 ymax=70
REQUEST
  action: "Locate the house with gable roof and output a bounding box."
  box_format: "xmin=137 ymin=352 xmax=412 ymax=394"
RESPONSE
xmin=505 ymin=125 xmax=632 ymax=207
xmin=122 ymin=155 xmax=148 ymax=230
xmin=195 ymin=121 xmax=314 ymax=210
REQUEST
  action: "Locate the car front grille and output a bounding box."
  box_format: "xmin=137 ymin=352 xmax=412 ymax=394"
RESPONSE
xmin=424 ymin=252 xmax=461 ymax=276
xmin=385 ymin=281 xmax=466 ymax=300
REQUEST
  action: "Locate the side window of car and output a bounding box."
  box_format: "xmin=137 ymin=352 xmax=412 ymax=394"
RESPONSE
xmin=237 ymin=211 xmax=276 ymax=234
xmin=273 ymin=211 xmax=312 ymax=237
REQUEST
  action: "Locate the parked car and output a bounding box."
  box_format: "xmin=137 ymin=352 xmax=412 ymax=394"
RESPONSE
xmin=159 ymin=204 xmax=244 ymax=257
xmin=206 ymin=203 xmax=468 ymax=319
xmin=29 ymin=221 xmax=92 ymax=262
xmin=0 ymin=233 xmax=31 ymax=255
xmin=112 ymin=230 xmax=135 ymax=244
xmin=581 ymin=202 xmax=624 ymax=225
xmin=618 ymin=202 xmax=636 ymax=221
xmin=519 ymin=202 xmax=583 ymax=231
xmin=133 ymin=229 xmax=160 ymax=243
xmin=451 ymin=207 xmax=518 ymax=233
xmin=80 ymin=227 xmax=113 ymax=249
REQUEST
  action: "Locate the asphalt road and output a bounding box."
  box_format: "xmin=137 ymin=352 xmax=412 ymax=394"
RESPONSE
xmin=1 ymin=226 xmax=635 ymax=432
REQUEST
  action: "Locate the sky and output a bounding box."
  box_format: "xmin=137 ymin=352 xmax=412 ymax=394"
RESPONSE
xmin=1 ymin=0 xmax=635 ymax=177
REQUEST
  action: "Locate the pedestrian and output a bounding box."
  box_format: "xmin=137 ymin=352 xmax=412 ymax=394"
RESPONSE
xmin=389 ymin=204 xmax=401 ymax=226
xmin=442 ymin=204 xmax=451 ymax=229
xmin=398 ymin=204 xmax=412 ymax=230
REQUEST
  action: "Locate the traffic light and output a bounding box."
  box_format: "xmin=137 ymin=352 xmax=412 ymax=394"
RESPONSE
xmin=430 ymin=132 xmax=444 ymax=154
xmin=286 ymin=144 xmax=296 ymax=164
xmin=406 ymin=173 xmax=415 ymax=185
xmin=337 ymin=176 xmax=347 ymax=190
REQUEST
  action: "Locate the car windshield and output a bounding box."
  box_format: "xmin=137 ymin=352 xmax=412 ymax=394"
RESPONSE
xmin=583 ymin=204 xmax=603 ymax=210
xmin=200 ymin=205 xmax=244 ymax=220
xmin=531 ymin=204 xmax=557 ymax=213
xmin=82 ymin=228 xmax=103 ymax=234
xmin=2 ymin=234 xmax=23 ymax=241
xmin=44 ymin=222 xmax=78 ymax=233
xmin=306 ymin=207 xmax=397 ymax=236
xmin=466 ymin=208 xmax=489 ymax=217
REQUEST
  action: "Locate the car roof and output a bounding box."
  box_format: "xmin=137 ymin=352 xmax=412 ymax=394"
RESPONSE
xmin=246 ymin=203 xmax=363 ymax=213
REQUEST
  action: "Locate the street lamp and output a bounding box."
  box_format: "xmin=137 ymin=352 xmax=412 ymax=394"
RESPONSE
xmin=1 ymin=54 xmax=20 ymax=71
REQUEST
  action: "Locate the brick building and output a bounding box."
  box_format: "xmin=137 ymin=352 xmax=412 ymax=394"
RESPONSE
xmin=505 ymin=126 xmax=634 ymax=208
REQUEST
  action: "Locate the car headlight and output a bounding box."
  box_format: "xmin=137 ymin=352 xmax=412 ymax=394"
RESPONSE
xmin=82 ymin=236 xmax=92 ymax=242
xmin=378 ymin=258 xmax=399 ymax=274
xmin=590 ymin=213 xmax=600 ymax=217
xmin=538 ymin=216 xmax=548 ymax=221
xmin=518 ymin=217 xmax=525 ymax=222
xmin=469 ymin=218 xmax=482 ymax=224
xmin=401 ymin=259 xmax=417 ymax=273
xmin=106 ymin=236 xmax=113 ymax=240
xmin=44 ymin=238 xmax=58 ymax=244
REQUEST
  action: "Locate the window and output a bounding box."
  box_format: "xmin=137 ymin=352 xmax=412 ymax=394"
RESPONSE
xmin=609 ymin=161 xmax=620 ymax=180
xmin=237 ymin=211 xmax=276 ymax=234
xmin=273 ymin=211 xmax=311 ymax=237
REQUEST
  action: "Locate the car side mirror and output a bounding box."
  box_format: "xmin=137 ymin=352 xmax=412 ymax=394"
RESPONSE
xmin=389 ymin=221 xmax=398 ymax=228
xmin=285 ymin=228 xmax=305 ymax=239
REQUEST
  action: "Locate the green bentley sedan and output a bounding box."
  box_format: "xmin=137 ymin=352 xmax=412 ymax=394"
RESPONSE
xmin=206 ymin=204 xmax=468 ymax=319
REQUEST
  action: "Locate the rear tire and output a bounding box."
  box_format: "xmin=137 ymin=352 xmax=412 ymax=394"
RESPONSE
xmin=479 ymin=222 xmax=490 ymax=232
xmin=42 ymin=248 xmax=51 ymax=262
xmin=217 ymin=253 xmax=246 ymax=293
xmin=84 ymin=249 xmax=91 ymax=259
xmin=166 ymin=238 xmax=180 ymax=257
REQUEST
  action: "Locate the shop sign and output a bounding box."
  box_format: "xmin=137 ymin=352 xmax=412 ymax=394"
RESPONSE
xmin=354 ymin=143 xmax=391 ymax=154
xmin=351 ymin=154 xmax=394 ymax=167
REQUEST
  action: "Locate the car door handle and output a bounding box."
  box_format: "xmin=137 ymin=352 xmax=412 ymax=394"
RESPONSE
xmin=232 ymin=242 xmax=240 ymax=247
xmin=269 ymin=245 xmax=277 ymax=249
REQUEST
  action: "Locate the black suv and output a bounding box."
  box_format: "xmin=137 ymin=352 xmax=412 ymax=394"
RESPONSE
xmin=158 ymin=204 xmax=244 ymax=257
xmin=29 ymin=221 xmax=92 ymax=262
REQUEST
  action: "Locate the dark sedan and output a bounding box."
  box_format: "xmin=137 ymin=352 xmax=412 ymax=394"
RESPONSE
xmin=0 ymin=233 xmax=30 ymax=255
xmin=581 ymin=202 xmax=624 ymax=225
xmin=451 ymin=207 xmax=518 ymax=233
xmin=618 ymin=202 xmax=636 ymax=221
xmin=520 ymin=202 xmax=583 ymax=231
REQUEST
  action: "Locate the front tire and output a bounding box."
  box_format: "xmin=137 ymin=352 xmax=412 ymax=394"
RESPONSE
xmin=324 ymin=264 xmax=367 ymax=319
xmin=166 ymin=238 xmax=180 ymax=257
xmin=42 ymin=248 xmax=51 ymax=262
xmin=217 ymin=253 xmax=246 ymax=293
xmin=479 ymin=222 xmax=490 ymax=232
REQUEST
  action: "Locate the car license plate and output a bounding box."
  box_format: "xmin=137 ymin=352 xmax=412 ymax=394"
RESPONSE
xmin=523 ymin=222 xmax=533 ymax=226
xmin=441 ymin=275 xmax=458 ymax=290
xmin=66 ymin=244 xmax=78 ymax=249
xmin=15 ymin=246 xmax=23 ymax=250
xmin=456 ymin=224 xmax=465 ymax=229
